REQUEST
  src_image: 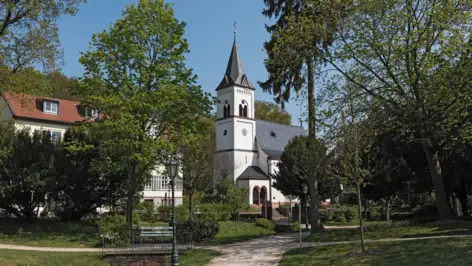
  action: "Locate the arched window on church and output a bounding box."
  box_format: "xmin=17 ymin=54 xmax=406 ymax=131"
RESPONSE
xmin=241 ymin=100 xmax=248 ymax=117
xmin=223 ymin=100 xmax=230 ymax=117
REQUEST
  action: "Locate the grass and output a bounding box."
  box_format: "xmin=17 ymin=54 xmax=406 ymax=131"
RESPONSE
xmin=208 ymin=221 xmax=275 ymax=245
xmin=0 ymin=218 xmax=99 ymax=248
xmin=280 ymin=237 xmax=472 ymax=266
xmin=0 ymin=250 xmax=106 ymax=266
xmin=178 ymin=249 xmax=221 ymax=266
xmin=0 ymin=218 xmax=274 ymax=248
xmin=0 ymin=249 xmax=220 ymax=266
xmin=306 ymin=220 xmax=472 ymax=242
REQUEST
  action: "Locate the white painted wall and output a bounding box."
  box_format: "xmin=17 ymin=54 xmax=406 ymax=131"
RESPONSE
xmin=13 ymin=119 xmax=70 ymax=137
xmin=235 ymin=119 xmax=255 ymax=150
xmin=216 ymin=87 xmax=234 ymax=119
xmin=232 ymin=150 xmax=257 ymax=182
xmin=215 ymin=120 xmax=233 ymax=151
xmin=249 ymin=180 xmax=270 ymax=204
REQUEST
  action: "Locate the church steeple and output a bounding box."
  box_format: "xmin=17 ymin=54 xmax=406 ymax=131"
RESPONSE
xmin=215 ymin=34 xmax=255 ymax=91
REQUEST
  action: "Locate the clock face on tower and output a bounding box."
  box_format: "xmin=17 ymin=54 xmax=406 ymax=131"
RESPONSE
xmin=241 ymin=128 xmax=247 ymax=136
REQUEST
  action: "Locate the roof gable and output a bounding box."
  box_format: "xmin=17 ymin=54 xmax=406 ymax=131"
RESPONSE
xmin=3 ymin=92 xmax=85 ymax=124
xmin=255 ymin=120 xmax=307 ymax=158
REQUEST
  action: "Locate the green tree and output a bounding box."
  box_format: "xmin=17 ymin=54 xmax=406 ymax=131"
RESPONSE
xmin=274 ymin=135 xmax=340 ymax=233
xmin=51 ymin=127 xmax=129 ymax=222
xmin=0 ymin=129 xmax=55 ymax=221
xmin=79 ymin=0 xmax=213 ymax=226
xmin=0 ymin=0 xmax=85 ymax=72
xmin=261 ymin=0 xmax=345 ymax=232
xmin=321 ymin=0 xmax=472 ymax=219
xmin=46 ymin=71 xmax=82 ymax=101
xmin=181 ymin=119 xmax=214 ymax=222
xmin=255 ymin=100 xmax=292 ymax=125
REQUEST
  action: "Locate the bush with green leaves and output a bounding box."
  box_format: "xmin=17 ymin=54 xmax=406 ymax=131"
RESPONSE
xmin=343 ymin=206 xmax=359 ymax=222
xmin=255 ymin=218 xmax=275 ymax=230
xmin=177 ymin=217 xmax=220 ymax=242
xmin=198 ymin=203 xmax=232 ymax=221
xmin=364 ymin=220 xmax=409 ymax=232
xmin=157 ymin=205 xmax=171 ymax=221
xmin=97 ymin=214 xmax=130 ymax=246
xmin=333 ymin=211 xmax=347 ymax=223
xmin=135 ymin=201 xmax=158 ymax=223
xmin=291 ymin=221 xmax=301 ymax=232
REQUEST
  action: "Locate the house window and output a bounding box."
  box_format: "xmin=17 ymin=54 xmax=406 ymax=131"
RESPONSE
xmin=90 ymin=109 xmax=99 ymax=119
xmin=44 ymin=101 xmax=58 ymax=114
xmin=144 ymin=180 xmax=152 ymax=191
xmin=42 ymin=130 xmax=61 ymax=144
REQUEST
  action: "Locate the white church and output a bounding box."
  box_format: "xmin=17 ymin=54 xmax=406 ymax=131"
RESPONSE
xmin=213 ymin=38 xmax=307 ymax=207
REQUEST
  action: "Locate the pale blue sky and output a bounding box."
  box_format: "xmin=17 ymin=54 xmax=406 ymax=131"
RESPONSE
xmin=57 ymin=0 xmax=306 ymax=126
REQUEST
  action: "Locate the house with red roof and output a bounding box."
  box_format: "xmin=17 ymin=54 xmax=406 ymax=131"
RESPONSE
xmin=0 ymin=92 xmax=183 ymax=209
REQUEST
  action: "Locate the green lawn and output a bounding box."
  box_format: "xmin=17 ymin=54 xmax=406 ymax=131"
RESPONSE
xmin=208 ymin=221 xmax=275 ymax=245
xmin=306 ymin=220 xmax=472 ymax=242
xmin=281 ymin=237 xmax=472 ymax=266
xmin=0 ymin=219 xmax=274 ymax=248
xmin=0 ymin=249 xmax=220 ymax=266
xmin=0 ymin=218 xmax=99 ymax=248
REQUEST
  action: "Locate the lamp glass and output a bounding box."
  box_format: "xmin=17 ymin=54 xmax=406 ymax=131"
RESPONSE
xmin=166 ymin=160 xmax=179 ymax=178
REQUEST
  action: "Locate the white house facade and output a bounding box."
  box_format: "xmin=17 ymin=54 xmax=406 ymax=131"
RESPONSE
xmin=213 ymin=38 xmax=307 ymax=207
xmin=0 ymin=92 xmax=182 ymax=208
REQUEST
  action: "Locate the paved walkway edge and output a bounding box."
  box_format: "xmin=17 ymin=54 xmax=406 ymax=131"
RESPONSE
xmin=0 ymin=234 xmax=471 ymax=253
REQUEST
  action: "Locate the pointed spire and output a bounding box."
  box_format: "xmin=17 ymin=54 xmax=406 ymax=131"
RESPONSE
xmin=215 ymin=29 xmax=255 ymax=91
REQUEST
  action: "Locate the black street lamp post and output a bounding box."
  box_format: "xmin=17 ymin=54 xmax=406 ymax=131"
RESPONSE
xmin=166 ymin=159 xmax=179 ymax=266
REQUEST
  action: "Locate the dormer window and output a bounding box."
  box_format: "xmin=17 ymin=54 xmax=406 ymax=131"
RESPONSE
xmin=44 ymin=101 xmax=58 ymax=114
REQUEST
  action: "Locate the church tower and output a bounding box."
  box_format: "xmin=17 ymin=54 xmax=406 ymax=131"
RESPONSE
xmin=214 ymin=33 xmax=257 ymax=185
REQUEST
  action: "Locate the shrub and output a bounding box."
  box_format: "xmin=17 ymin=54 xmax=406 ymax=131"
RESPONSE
xmin=177 ymin=218 xmax=220 ymax=242
xmin=364 ymin=220 xmax=409 ymax=232
xmin=255 ymin=218 xmax=275 ymax=230
xmin=198 ymin=203 xmax=232 ymax=221
xmin=333 ymin=211 xmax=347 ymax=223
xmin=344 ymin=206 xmax=359 ymax=222
xmin=368 ymin=206 xmax=383 ymax=221
xmin=157 ymin=205 xmax=171 ymax=221
xmin=291 ymin=221 xmax=301 ymax=232
xmin=137 ymin=201 xmax=158 ymax=223
xmin=97 ymin=214 xmax=130 ymax=246
xmin=175 ymin=205 xmax=190 ymax=223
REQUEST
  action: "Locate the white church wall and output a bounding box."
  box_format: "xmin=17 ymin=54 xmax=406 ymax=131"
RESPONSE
xmin=256 ymin=145 xmax=269 ymax=176
xmin=213 ymin=152 xmax=235 ymax=182
xmin=249 ymin=180 xmax=270 ymax=204
xmin=234 ymin=87 xmax=254 ymax=118
xmin=237 ymin=179 xmax=250 ymax=202
xmin=215 ymin=120 xmax=233 ymax=151
xmin=235 ymin=119 xmax=255 ymax=151
xmin=216 ymin=87 xmax=234 ymax=119
xmin=232 ymin=150 xmax=257 ymax=182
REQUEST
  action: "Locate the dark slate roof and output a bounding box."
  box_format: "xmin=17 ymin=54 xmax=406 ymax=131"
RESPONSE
xmin=215 ymin=41 xmax=255 ymax=91
xmin=237 ymin=166 xmax=269 ymax=180
xmin=256 ymin=120 xmax=307 ymax=158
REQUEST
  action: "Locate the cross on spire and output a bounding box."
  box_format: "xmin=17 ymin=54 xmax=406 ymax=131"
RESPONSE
xmin=233 ymin=21 xmax=237 ymax=42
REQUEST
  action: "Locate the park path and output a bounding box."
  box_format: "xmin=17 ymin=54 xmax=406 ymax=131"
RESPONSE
xmin=202 ymin=233 xmax=472 ymax=266
xmin=1 ymin=233 xmax=472 ymax=265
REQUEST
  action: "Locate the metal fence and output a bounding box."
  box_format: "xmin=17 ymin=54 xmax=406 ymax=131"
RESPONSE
xmin=101 ymin=228 xmax=193 ymax=255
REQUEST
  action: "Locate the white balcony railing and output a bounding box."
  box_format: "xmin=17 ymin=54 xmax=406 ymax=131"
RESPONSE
xmin=144 ymin=175 xmax=182 ymax=191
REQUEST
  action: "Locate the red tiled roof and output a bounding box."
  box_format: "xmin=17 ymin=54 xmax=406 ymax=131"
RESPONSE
xmin=3 ymin=92 xmax=86 ymax=124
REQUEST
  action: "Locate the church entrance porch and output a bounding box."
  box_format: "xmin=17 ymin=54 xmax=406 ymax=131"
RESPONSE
xmin=251 ymin=185 xmax=268 ymax=206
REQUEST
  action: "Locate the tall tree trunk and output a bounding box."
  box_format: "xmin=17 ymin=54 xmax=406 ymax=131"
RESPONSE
xmin=418 ymin=131 xmax=451 ymax=220
xmin=385 ymin=198 xmax=390 ymax=221
xmin=189 ymin=189 xmax=193 ymax=222
xmin=126 ymin=163 xmax=137 ymax=227
xmin=307 ymin=58 xmax=321 ymax=234
xmin=356 ymin=183 xmax=365 ymax=253
xmin=309 ymin=179 xmax=322 ymax=234
xmin=457 ymin=176 xmax=469 ymax=216
xmin=307 ymin=58 xmax=315 ymax=137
